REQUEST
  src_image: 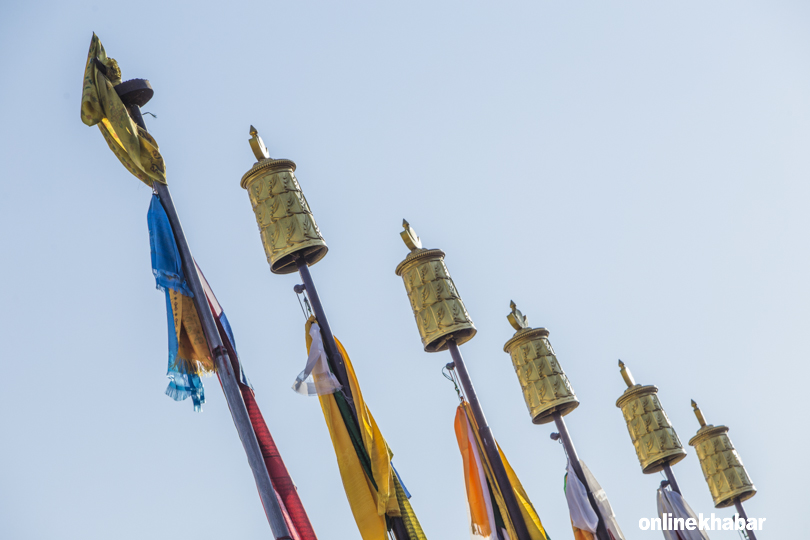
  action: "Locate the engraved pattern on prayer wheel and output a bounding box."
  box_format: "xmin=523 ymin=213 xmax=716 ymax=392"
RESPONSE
xmin=503 ymin=328 xmax=579 ymax=425
xmin=240 ymin=158 xmax=327 ymax=274
xmin=688 ymin=424 xmax=756 ymax=508
xmin=615 ymin=385 xmax=687 ymax=474
xmin=395 ymin=248 xmax=476 ymax=353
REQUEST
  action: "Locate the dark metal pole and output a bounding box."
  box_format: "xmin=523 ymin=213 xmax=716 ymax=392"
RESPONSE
xmin=552 ymin=411 xmax=611 ymax=540
xmin=448 ymin=340 xmax=531 ymax=540
xmin=734 ymin=498 xmax=758 ymax=540
xmin=294 ymin=256 xmax=410 ymax=540
xmin=294 ymin=256 xmax=354 ymax=412
xmin=129 ymin=109 xmax=291 ymax=539
xmin=661 ymin=463 xmax=681 ymax=495
xmin=155 ymin=183 xmax=291 ymax=539
xmin=390 ymin=515 xmax=410 ymax=540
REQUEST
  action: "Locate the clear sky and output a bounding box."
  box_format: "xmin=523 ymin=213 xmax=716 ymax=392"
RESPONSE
xmin=1 ymin=1 xmax=806 ymax=539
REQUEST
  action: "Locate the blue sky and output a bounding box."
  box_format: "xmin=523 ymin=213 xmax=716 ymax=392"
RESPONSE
xmin=1 ymin=1 xmax=807 ymax=538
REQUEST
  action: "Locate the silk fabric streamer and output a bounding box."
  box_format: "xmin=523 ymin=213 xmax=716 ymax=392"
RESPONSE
xmin=199 ymin=271 xmax=318 ymax=540
xmin=148 ymin=194 xmax=212 ymax=410
xmin=454 ymin=405 xmax=502 ymax=539
xmin=656 ymin=487 xmax=710 ymax=540
xmin=580 ymin=462 xmax=625 ymax=540
xmin=564 ymin=460 xmax=626 ymax=540
xmin=304 ymin=318 xmax=427 ymax=540
xmin=293 ymin=322 xmax=341 ymax=396
xmin=454 ymin=402 xmax=550 ymax=540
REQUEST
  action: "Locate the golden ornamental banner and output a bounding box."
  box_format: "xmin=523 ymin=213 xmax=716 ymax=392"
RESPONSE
xmin=80 ymin=33 xmax=166 ymax=186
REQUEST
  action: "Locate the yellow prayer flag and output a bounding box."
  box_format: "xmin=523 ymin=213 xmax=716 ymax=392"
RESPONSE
xmin=318 ymin=385 xmax=388 ymax=539
xmin=333 ymin=337 xmax=396 ymax=517
xmin=168 ymin=289 xmax=214 ymax=376
xmin=305 ymin=317 xmax=427 ymax=540
xmin=497 ymin=443 xmax=550 ymax=540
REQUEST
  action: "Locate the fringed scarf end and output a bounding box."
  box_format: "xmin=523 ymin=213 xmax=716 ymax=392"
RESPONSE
xmin=165 ymin=373 xmax=205 ymax=412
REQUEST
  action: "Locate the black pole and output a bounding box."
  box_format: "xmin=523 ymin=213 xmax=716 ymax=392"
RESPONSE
xmin=552 ymin=411 xmax=611 ymax=540
xmin=293 ymin=256 xmax=410 ymax=540
xmin=390 ymin=516 xmax=410 ymax=540
xmin=661 ymin=463 xmax=681 ymax=495
xmin=293 ymin=256 xmax=354 ymax=413
xmin=734 ymin=498 xmax=758 ymax=540
xmin=127 ymin=106 xmax=291 ymax=539
xmin=448 ymin=340 xmax=532 ymax=540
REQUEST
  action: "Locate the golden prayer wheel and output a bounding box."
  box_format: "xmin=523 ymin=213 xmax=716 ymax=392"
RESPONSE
xmin=239 ymin=127 xmax=328 ymax=274
xmin=502 ymin=302 xmax=578 ymax=424
xmin=614 ymin=361 xmax=686 ymax=474
xmin=394 ymin=220 xmax=476 ymax=353
xmin=688 ymin=401 xmax=756 ymax=508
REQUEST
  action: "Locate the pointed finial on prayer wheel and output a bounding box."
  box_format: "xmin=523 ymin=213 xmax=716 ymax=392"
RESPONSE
xmin=691 ymin=399 xmax=707 ymax=428
xmin=507 ymin=300 xmax=529 ymax=331
xmin=249 ymin=125 xmax=270 ymax=161
xmin=400 ymin=219 xmax=422 ymax=251
xmin=618 ymin=359 xmax=636 ymax=388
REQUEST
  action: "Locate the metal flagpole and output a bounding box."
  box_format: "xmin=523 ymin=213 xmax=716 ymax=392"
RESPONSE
xmin=153 ymin=182 xmax=292 ymax=539
xmin=550 ymin=412 xmax=611 ymax=540
xmin=293 ymin=257 xmax=355 ymax=414
xmin=688 ymin=401 xmax=759 ymax=540
xmin=614 ymin=360 xmax=687 ymax=497
xmin=661 ymin=463 xmax=682 ymax=495
xmin=107 ymin=71 xmax=291 ymax=538
xmin=734 ymin=498 xmax=758 ymax=540
xmin=394 ymin=222 xmax=532 ymax=540
xmin=294 ymin=258 xmax=411 ymax=540
xmin=238 ymin=128 xmax=411 ymax=540
xmin=446 ymin=342 xmax=533 ymax=540
xmin=502 ymin=302 xmax=610 ymax=540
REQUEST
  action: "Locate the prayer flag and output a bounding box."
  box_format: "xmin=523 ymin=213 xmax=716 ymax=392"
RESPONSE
xmin=497 ymin=443 xmax=550 ymax=540
xmin=149 ymin=211 xmax=319 ymax=537
xmin=293 ymin=322 xmax=341 ymax=396
xmin=656 ymin=486 xmax=710 ymax=540
xmin=564 ymin=459 xmax=598 ymax=540
xmin=148 ymin=194 xmax=213 ymax=411
xmin=580 ymin=462 xmax=624 ymax=540
xmin=199 ymin=271 xmax=318 ymax=540
xmin=303 ymin=317 xmax=427 ymax=540
xmin=454 ymin=403 xmax=550 ymax=540
xmin=454 ymin=405 xmax=504 ymax=540
xmin=564 ymin=460 xmax=625 ymax=540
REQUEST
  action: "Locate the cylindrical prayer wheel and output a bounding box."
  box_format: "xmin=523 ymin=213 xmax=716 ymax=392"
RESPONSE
xmin=614 ymin=361 xmax=686 ymax=474
xmin=240 ymin=128 xmax=327 ymax=274
xmin=395 ymin=220 xmax=476 ymax=353
xmin=502 ymin=302 xmax=578 ymax=425
xmin=688 ymin=401 xmax=756 ymax=508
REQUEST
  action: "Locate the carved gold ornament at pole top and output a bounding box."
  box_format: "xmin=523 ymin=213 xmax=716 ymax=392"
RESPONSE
xmin=615 ymin=362 xmax=686 ymax=474
xmin=240 ymin=127 xmax=327 ymax=274
xmin=395 ymin=220 xmax=476 ymax=353
xmin=688 ymin=401 xmax=756 ymax=508
xmin=503 ymin=302 xmax=579 ymax=425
